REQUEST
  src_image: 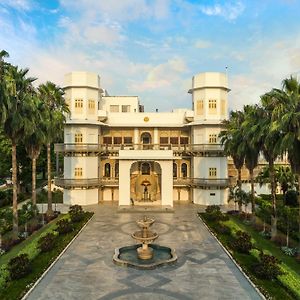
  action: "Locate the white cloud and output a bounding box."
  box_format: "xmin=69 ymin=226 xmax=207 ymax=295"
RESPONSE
xmin=194 ymin=39 xmax=212 ymax=49
xmin=200 ymin=1 xmax=245 ymax=21
xmin=0 ymin=0 xmax=32 ymax=11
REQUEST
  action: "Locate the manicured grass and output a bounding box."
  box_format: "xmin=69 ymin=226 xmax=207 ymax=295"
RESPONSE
xmin=0 ymin=212 xmax=93 ymax=300
xmin=200 ymin=214 xmax=299 ymax=300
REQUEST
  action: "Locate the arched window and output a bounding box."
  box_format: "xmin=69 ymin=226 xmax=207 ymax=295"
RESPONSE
xmin=115 ymin=163 xmax=119 ymax=178
xmin=141 ymin=162 xmax=150 ymax=175
xmin=141 ymin=132 xmax=151 ymax=144
xmin=104 ymin=163 xmax=111 ymax=177
xmin=173 ymin=163 xmax=177 ymax=178
xmin=181 ymin=163 xmax=187 ymax=178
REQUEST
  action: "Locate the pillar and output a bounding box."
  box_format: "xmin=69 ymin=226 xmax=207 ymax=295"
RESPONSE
xmin=119 ymin=160 xmax=132 ymax=205
xmin=159 ymin=160 xmax=173 ymax=207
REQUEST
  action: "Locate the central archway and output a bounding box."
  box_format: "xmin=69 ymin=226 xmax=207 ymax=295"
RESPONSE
xmin=130 ymin=161 xmax=161 ymax=204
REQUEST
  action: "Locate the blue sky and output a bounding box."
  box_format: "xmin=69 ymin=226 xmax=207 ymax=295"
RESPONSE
xmin=1 ymin=0 xmax=300 ymax=112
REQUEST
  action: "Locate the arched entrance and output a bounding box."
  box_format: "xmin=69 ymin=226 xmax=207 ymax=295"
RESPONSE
xmin=130 ymin=161 xmax=161 ymax=204
xmin=141 ymin=132 xmax=151 ymax=146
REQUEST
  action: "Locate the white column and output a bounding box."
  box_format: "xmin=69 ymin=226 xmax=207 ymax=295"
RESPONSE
xmin=154 ymin=128 xmax=158 ymax=144
xmin=119 ymin=160 xmax=131 ymax=206
xmin=134 ymin=128 xmax=139 ymax=149
xmin=159 ymin=160 xmax=173 ymax=207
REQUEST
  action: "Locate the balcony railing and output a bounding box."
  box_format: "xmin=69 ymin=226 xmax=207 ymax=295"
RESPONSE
xmin=173 ymin=177 xmax=229 ymax=188
xmin=55 ymin=177 xmax=228 ymax=189
xmin=54 ymin=143 xmax=223 ymax=154
xmin=54 ymin=177 xmax=118 ymax=189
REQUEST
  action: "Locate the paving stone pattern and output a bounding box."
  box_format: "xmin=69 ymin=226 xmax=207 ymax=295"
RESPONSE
xmin=27 ymin=203 xmax=262 ymax=300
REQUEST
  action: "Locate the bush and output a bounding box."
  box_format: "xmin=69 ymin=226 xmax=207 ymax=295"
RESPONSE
xmin=0 ymin=189 xmax=12 ymax=208
xmin=215 ymin=223 xmax=231 ymax=235
xmin=37 ymin=232 xmax=56 ymax=252
xmin=7 ymin=253 xmax=31 ymax=280
xmin=253 ymin=252 xmax=283 ymax=280
xmin=284 ymin=190 xmax=298 ymax=207
xmin=204 ymin=205 xmax=227 ymax=222
xmin=1 ymin=237 xmax=22 ymax=252
xmin=231 ymin=230 xmax=253 ymax=254
xmin=272 ymin=234 xmax=286 ymax=247
xmin=69 ymin=205 xmax=85 ymax=222
xmin=281 ymin=246 xmax=298 ymax=257
xmin=205 ymin=205 xmax=221 ymax=214
xmin=259 ymin=230 xmax=271 ymax=239
xmin=55 ymin=219 xmax=73 ymax=234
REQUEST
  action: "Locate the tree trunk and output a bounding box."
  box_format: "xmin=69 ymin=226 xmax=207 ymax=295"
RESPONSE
xmin=250 ymin=168 xmax=256 ymax=214
xmin=270 ymin=160 xmax=277 ymax=239
xmin=237 ymin=168 xmax=242 ymax=213
xmin=298 ymin=177 xmax=300 ymax=251
xmin=12 ymin=142 xmax=18 ymax=238
xmin=32 ymin=156 xmax=37 ymax=206
xmin=46 ymin=143 xmax=53 ymax=216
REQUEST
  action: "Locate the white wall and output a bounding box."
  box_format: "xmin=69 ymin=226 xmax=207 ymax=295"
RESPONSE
xmin=63 ymin=189 xmax=98 ymax=205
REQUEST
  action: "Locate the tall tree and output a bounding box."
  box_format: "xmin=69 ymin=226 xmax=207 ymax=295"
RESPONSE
xmin=220 ymin=110 xmax=245 ymax=212
xmin=38 ymin=82 xmax=68 ymax=216
xmin=2 ymin=65 xmax=36 ymax=237
xmin=271 ymin=76 xmax=300 ymax=248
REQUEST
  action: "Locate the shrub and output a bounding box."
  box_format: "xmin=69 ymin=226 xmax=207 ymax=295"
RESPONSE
xmin=1 ymin=237 xmax=22 ymax=252
xmin=55 ymin=219 xmax=73 ymax=234
xmin=215 ymin=223 xmax=231 ymax=235
xmin=69 ymin=205 xmax=84 ymax=222
xmin=253 ymin=252 xmax=283 ymax=279
xmin=259 ymin=230 xmax=271 ymax=239
xmin=204 ymin=205 xmax=227 ymax=222
xmin=7 ymin=253 xmax=31 ymax=280
xmin=284 ymin=190 xmax=298 ymax=207
xmin=281 ymin=246 xmax=297 ymax=257
xmin=38 ymin=232 xmax=56 ymax=252
xmin=232 ymin=231 xmax=253 ymax=254
xmin=226 ymin=210 xmax=239 ymax=215
xmin=205 ymin=205 xmax=221 ymax=214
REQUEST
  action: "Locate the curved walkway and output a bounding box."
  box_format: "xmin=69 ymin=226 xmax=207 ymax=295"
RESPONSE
xmin=27 ymin=203 xmax=262 ymax=300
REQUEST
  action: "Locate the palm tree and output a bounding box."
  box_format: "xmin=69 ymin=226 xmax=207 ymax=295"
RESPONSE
xmin=220 ymin=110 xmax=245 ymax=213
xmin=241 ymin=105 xmax=261 ymax=217
xmin=2 ymin=65 xmax=36 ymax=237
xmin=271 ymin=76 xmax=300 ymax=249
xmin=38 ymin=82 xmax=68 ymax=216
xmin=0 ymin=50 xmax=10 ymax=124
xmin=24 ymin=95 xmax=46 ymax=206
xmin=257 ymin=93 xmax=284 ymax=239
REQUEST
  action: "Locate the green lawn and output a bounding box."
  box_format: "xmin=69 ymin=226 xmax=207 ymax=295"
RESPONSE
xmin=0 ymin=212 xmax=93 ymax=300
xmin=200 ymin=214 xmax=300 ymax=300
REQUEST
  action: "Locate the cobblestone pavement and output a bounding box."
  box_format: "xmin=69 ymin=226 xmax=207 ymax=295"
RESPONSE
xmin=27 ymin=203 xmax=262 ymax=300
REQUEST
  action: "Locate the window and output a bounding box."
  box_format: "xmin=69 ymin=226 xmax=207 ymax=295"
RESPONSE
xmin=173 ymin=163 xmax=177 ymax=178
xmin=208 ymin=100 xmax=217 ymax=109
xmin=141 ymin=162 xmax=151 ymax=175
xmin=103 ymin=136 xmax=112 ymax=144
xmin=208 ymin=99 xmax=217 ymax=114
xmin=104 ymin=163 xmax=111 ymax=177
xmin=113 ymin=137 xmax=122 ymax=144
xmin=181 ymin=163 xmax=188 ymax=178
xmin=180 ymin=137 xmax=189 ymax=145
xmin=110 ymin=105 xmax=119 ymax=112
xmin=88 ymin=100 xmax=95 ymax=114
xmin=122 ymin=105 xmax=130 ymax=112
xmin=209 ymin=167 xmax=217 ymax=178
xmin=221 ymin=99 xmax=226 ymax=115
xmin=115 ymin=163 xmax=119 ymax=178
xmin=75 ymin=133 xmax=83 ymax=144
xmin=196 ymin=100 xmax=204 ymax=115
xmin=209 ymin=134 xmax=217 ymax=144
xmin=74 ymin=167 xmax=83 ymax=178
xmin=75 ymin=99 xmax=83 ymax=113
xmin=124 ymin=137 xmax=132 ymax=144
xmin=170 ymin=137 xmax=178 ymax=145
xmin=160 ymin=137 xmax=169 ymax=144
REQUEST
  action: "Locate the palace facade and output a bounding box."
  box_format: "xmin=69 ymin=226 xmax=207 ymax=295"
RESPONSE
xmin=54 ymin=71 xmax=230 ymax=207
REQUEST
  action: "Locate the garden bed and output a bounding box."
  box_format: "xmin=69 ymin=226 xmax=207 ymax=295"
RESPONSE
xmin=199 ymin=210 xmax=300 ymax=300
xmin=0 ymin=210 xmax=93 ymax=300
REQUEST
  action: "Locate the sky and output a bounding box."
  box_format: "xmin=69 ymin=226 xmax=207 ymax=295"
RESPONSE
xmin=1 ymin=0 xmax=300 ymax=112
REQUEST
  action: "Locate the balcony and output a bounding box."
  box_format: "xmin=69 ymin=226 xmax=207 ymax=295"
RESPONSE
xmin=54 ymin=177 xmax=119 ymax=189
xmin=55 ymin=143 xmax=224 ymax=157
xmin=173 ymin=177 xmax=229 ymax=188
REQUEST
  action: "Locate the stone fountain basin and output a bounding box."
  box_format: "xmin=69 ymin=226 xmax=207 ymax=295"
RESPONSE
xmin=113 ymin=244 xmax=177 ymax=270
xmin=136 ymin=218 xmax=155 ymax=228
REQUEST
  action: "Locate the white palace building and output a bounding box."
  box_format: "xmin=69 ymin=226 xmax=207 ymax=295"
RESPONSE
xmin=54 ymin=71 xmax=230 ymax=207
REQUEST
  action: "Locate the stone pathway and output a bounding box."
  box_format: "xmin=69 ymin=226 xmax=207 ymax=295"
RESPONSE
xmin=27 ymin=203 xmax=262 ymax=300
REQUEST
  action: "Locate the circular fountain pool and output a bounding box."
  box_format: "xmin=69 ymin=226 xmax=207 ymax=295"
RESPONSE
xmin=113 ymin=244 xmax=177 ymax=270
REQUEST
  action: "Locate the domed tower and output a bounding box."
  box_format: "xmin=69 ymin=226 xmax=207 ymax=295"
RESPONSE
xmin=62 ymin=72 xmax=102 ymax=205
xmin=189 ymin=72 xmax=229 ymax=205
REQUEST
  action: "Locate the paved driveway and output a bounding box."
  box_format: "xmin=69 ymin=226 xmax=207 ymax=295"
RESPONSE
xmin=27 ymin=203 xmax=262 ymax=300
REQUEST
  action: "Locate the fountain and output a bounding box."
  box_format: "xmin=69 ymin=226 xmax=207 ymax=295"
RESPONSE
xmin=113 ymin=216 xmax=177 ymax=269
